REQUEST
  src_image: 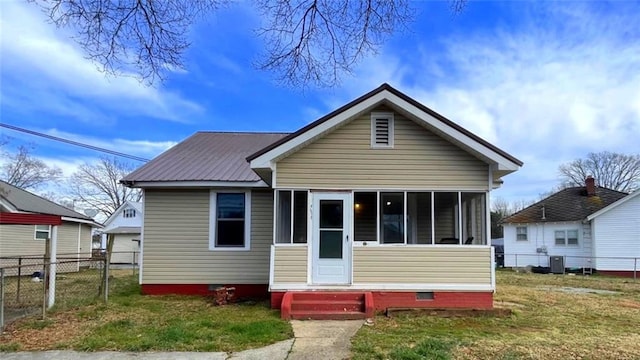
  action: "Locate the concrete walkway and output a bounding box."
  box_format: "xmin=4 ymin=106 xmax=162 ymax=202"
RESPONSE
xmin=0 ymin=320 xmax=364 ymax=360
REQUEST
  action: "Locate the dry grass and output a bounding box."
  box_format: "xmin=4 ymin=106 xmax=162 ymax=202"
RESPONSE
xmin=352 ymin=270 xmax=640 ymax=360
xmin=1 ymin=273 xmax=292 ymax=352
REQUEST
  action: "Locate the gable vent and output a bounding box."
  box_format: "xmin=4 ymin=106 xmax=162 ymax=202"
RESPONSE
xmin=371 ymin=112 xmax=394 ymax=148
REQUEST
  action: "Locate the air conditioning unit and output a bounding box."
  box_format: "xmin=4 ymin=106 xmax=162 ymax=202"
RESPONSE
xmin=550 ymin=256 xmax=565 ymax=274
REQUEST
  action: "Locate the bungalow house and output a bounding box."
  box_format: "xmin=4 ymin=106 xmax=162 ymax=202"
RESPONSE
xmin=101 ymin=201 xmax=142 ymax=264
xmin=501 ymin=176 xmax=638 ymax=275
xmin=0 ymin=180 xmax=100 ymax=273
xmin=121 ymin=84 xmax=522 ymax=318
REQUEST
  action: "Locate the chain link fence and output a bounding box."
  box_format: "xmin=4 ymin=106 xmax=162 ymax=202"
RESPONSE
xmin=1 ymin=251 xmax=139 ymax=331
xmin=503 ymin=253 xmax=638 ymax=279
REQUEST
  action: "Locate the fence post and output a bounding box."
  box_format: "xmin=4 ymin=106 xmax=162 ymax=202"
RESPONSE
xmin=132 ymin=251 xmax=136 ymax=277
xmin=1 ymin=268 xmax=5 ymax=331
xmin=104 ymin=256 xmax=109 ymax=303
xmin=17 ymin=257 xmax=22 ymax=303
xmin=42 ymin=263 xmax=47 ymax=320
xmin=515 ymin=254 xmax=518 ymax=268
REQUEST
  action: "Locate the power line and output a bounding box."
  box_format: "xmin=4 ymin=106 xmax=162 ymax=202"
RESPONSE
xmin=0 ymin=123 xmax=150 ymax=162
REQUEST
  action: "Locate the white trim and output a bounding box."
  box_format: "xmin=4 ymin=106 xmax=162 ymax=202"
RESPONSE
xmin=352 ymin=243 xmax=492 ymax=249
xmin=208 ymin=190 xmax=252 ymax=251
xmin=271 ymin=190 xmax=278 ymax=245
xmin=275 ymin=185 xmax=489 ymax=192
xmin=370 ymin=112 xmax=395 ymax=148
xmin=0 ymin=197 xmax=18 ymax=212
xmin=457 ymin=191 xmax=462 ymax=245
xmin=270 ymin=283 xmax=494 ymax=292
xmin=431 ymin=191 xmax=435 ymax=244
xmin=61 ymin=216 xmax=102 ymax=227
xmin=306 ymin=190 xmax=313 ymax=284
xmin=129 ymin=180 xmax=269 ymax=188
xmin=250 ymin=88 xmax=521 ymax=172
xmin=269 ymin=245 xmax=275 ymax=288
xmin=587 ymin=190 xmax=640 ymax=220
xmin=139 ymin=190 xmax=145 ymax=285
xmin=485 ymin=191 xmax=491 ymax=245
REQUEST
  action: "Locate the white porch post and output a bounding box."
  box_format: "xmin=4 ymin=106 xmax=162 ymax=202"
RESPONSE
xmin=47 ymin=225 xmax=58 ymax=309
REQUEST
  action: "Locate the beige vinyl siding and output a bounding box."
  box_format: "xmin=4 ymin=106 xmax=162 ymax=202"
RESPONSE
xmin=353 ymin=246 xmax=491 ymax=284
xmin=277 ymin=109 xmax=489 ymax=189
xmin=110 ymin=234 xmax=140 ymax=264
xmin=142 ymin=189 xmax=272 ymax=284
xmin=272 ymin=246 xmax=308 ymax=283
xmin=79 ymin=224 xmax=93 ymax=257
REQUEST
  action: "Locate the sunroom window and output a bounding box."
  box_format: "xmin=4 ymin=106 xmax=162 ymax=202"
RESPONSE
xmin=353 ymin=191 xmax=487 ymax=245
xmin=276 ymin=190 xmax=308 ymax=244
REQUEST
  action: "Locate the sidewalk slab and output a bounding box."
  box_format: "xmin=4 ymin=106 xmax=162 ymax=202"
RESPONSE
xmin=288 ymin=320 xmax=363 ymax=360
xmin=227 ymin=339 xmax=293 ymax=360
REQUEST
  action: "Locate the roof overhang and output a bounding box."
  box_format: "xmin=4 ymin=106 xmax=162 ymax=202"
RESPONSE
xmin=249 ymin=86 xmax=522 ymax=175
xmin=121 ymin=180 xmax=269 ymax=189
xmin=61 ymin=216 xmax=103 ymax=228
xmin=587 ymin=190 xmax=640 ymax=221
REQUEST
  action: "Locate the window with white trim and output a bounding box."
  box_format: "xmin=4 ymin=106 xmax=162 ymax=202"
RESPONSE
xmin=275 ymin=190 xmax=308 ymax=244
xmin=34 ymin=225 xmax=51 ymax=240
xmin=209 ymin=191 xmax=251 ymax=250
xmin=371 ymin=112 xmax=394 ymax=148
xmin=554 ymin=229 xmax=579 ymax=246
xmin=516 ymin=226 xmax=527 ymax=241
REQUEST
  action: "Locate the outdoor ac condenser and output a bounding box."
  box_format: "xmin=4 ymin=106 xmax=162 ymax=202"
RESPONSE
xmin=550 ymin=256 xmax=565 ymax=274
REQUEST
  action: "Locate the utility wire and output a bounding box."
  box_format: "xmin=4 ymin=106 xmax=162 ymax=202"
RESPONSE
xmin=1 ymin=123 xmax=150 ymax=162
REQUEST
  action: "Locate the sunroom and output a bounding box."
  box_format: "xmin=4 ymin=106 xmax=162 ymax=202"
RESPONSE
xmin=270 ymin=189 xmax=492 ymax=289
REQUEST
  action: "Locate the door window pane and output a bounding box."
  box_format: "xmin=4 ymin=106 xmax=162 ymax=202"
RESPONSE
xmin=319 ymin=230 xmax=343 ymax=258
xmin=381 ymin=193 xmax=404 ymax=244
xmin=354 ymin=192 xmax=376 ymax=242
xmin=320 ymin=200 xmax=343 ymax=228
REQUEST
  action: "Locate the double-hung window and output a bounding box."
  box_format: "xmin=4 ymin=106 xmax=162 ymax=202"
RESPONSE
xmin=209 ymin=191 xmax=251 ymax=250
xmin=34 ymin=225 xmax=50 ymax=240
xmin=555 ymin=229 xmax=579 ymax=246
xmin=516 ymin=226 xmax=527 ymax=241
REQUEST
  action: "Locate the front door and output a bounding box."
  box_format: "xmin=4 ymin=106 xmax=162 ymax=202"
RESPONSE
xmin=312 ymin=193 xmax=351 ymax=284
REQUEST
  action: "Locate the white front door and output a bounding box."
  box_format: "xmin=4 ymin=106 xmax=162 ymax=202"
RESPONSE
xmin=312 ymin=193 xmax=351 ymax=284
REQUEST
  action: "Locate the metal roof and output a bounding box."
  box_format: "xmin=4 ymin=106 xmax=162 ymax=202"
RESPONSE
xmin=502 ymin=186 xmax=628 ymax=224
xmin=122 ymin=132 xmax=289 ymax=183
xmin=0 ymin=180 xmax=94 ymax=220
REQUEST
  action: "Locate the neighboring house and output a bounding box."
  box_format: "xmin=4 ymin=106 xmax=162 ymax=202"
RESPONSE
xmin=502 ymin=176 xmax=635 ymax=274
xmin=0 ymin=180 xmax=101 ymax=273
xmin=101 ymin=201 xmax=142 ymax=264
xmin=121 ymin=84 xmax=522 ymax=318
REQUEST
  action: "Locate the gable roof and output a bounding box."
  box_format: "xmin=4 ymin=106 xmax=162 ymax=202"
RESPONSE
xmin=102 ymin=201 xmax=143 ymax=228
xmin=502 ymin=186 xmax=628 ymax=224
xmin=0 ymin=180 xmax=96 ymax=222
xmin=587 ymin=190 xmax=640 ymax=221
xmin=121 ymin=132 xmax=288 ymax=186
xmin=247 ymin=83 xmax=523 ymax=173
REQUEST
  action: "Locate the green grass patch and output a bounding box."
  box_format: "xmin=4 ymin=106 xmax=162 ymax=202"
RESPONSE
xmin=352 ymin=271 xmax=640 ymax=360
xmin=0 ymin=343 xmax=21 ymax=352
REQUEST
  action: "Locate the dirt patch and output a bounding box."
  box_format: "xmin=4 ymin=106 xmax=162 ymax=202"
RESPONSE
xmin=0 ymin=311 xmax=88 ymax=350
xmin=386 ymin=308 xmax=512 ymax=318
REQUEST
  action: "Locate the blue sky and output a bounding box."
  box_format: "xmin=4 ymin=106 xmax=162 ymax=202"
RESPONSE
xmin=1 ymin=1 xmax=639 ymax=205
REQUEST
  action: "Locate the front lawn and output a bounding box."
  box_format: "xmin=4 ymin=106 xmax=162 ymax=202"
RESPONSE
xmin=0 ymin=275 xmax=292 ymax=352
xmin=352 ymin=270 xmax=640 ymax=360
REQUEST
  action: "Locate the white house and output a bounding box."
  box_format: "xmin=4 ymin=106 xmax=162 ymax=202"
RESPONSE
xmin=101 ymin=201 xmax=142 ymax=264
xmin=587 ymin=190 xmax=640 ymax=275
xmin=502 ymin=176 xmax=639 ymax=276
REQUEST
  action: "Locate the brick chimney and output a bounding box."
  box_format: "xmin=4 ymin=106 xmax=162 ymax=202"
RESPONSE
xmin=585 ymin=176 xmax=596 ymax=196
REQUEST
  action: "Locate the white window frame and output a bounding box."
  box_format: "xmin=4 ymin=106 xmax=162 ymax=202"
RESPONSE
xmin=209 ymin=190 xmax=251 ymax=251
xmin=516 ymin=226 xmax=528 ymax=241
xmin=554 ymin=229 xmax=579 ymax=246
xmin=34 ymin=224 xmax=51 ymax=240
xmin=274 ymin=189 xmax=309 ymax=245
xmin=370 ymin=112 xmax=394 ymax=149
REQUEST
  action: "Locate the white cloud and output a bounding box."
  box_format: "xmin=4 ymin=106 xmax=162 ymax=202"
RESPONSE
xmin=351 ymin=3 xmax=640 ymax=203
xmin=0 ymin=2 xmax=203 ymax=123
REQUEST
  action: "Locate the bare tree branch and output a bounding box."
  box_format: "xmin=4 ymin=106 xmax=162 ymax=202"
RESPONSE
xmin=558 ymin=151 xmax=640 ymax=193
xmin=68 ymin=157 xmax=142 ymax=218
xmin=0 ymin=143 xmax=63 ymax=190
xmin=30 ymin=1 xmax=467 ymax=87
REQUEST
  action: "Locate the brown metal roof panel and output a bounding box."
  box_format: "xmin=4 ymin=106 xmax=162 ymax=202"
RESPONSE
xmin=123 ymin=132 xmax=288 ymax=183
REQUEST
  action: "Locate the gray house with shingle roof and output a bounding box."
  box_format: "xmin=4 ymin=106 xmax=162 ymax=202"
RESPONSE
xmin=0 ymin=180 xmax=101 ymax=268
xmin=502 ymin=176 xmax=639 ymax=274
xmin=121 ymin=84 xmax=523 ymax=318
